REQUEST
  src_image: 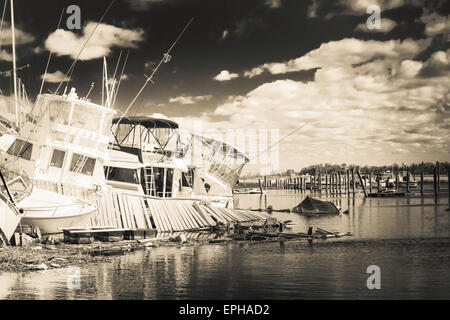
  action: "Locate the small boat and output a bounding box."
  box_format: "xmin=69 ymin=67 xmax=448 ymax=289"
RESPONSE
xmin=292 ymin=196 xmax=340 ymax=215
xmin=17 ymin=188 xmax=96 ymax=234
xmin=234 ymin=188 xmax=264 ymax=194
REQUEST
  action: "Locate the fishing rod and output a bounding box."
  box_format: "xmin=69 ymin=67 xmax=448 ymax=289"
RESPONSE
xmin=0 ymin=64 xmax=29 ymax=75
xmin=249 ymin=122 xmax=314 ymax=162
xmin=116 ymin=17 xmax=194 ymax=125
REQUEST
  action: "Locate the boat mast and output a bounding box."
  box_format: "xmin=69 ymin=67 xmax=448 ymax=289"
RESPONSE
xmin=10 ymin=0 xmax=18 ymax=127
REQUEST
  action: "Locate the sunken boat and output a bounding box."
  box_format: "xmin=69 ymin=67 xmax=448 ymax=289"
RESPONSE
xmin=292 ymin=196 xmax=340 ymax=215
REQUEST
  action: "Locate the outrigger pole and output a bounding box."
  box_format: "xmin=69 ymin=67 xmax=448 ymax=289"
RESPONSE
xmin=10 ymin=0 xmax=18 ymax=127
xmin=116 ymin=17 xmax=194 ymax=125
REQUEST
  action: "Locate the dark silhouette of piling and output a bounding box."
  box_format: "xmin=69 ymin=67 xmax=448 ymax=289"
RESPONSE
xmin=420 ymin=167 xmax=423 ymax=195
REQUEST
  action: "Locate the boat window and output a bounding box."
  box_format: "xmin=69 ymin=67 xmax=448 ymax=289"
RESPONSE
xmin=71 ymin=104 xmax=102 ymax=132
xmin=70 ymin=153 xmax=96 ymax=176
xmin=165 ymin=168 xmax=173 ymax=197
xmin=154 ymin=167 xmax=165 ymax=197
xmin=105 ymin=167 xmax=139 ymax=184
xmin=50 ymin=149 xmax=66 ymax=168
xmin=7 ymin=139 xmax=33 ymax=161
xmin=181 ymin=169 xmax=194 ymax=188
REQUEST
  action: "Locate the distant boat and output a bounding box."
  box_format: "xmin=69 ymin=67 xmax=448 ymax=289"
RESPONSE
xmin=234 ymin=188 xmax=265 ymax=195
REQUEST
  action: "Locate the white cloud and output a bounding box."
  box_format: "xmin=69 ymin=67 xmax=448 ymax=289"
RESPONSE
xmin=0 ymin=49 xmax=12 ymax=62
xmin=178 ymin=38 xmax=449 ymax=169
xmin=129 ymin=0 xmax=165 ymax=10
xmin=0 ymin=23 xmax=35 ymax=46
xmin=40 ymin=70 xmax=67 ymax=83
xmin=244 ymin=38 xmax=430 ymax=77
xmin=221 ymin=30 xmax=229 ymax=41
xmin=108 ymin=74 xmax=129 ymax=85
xmin=169 ymin=95 xmax=212 ymax=105
xmin=265 ymin=0 xmax=282 ymax=9
xmin=307 ymin=0 xmax=421 ymax=19
xmin=419 ymin=12 xmax=450 ymax=37
xmin=213 ymin=70 xmax=239 ymax=81
xmin=45 ymin=22 xmax=144 ymax=61
xmin=354 ymin=18 xmax=397 ymax=33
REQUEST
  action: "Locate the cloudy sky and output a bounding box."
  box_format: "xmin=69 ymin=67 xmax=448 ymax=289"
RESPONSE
xmin=0 ymin=0 xmax=449 ymax=173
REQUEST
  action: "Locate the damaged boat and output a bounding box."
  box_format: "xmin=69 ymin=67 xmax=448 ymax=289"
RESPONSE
xmin=292 ymin=196 xmax=340 ymax=215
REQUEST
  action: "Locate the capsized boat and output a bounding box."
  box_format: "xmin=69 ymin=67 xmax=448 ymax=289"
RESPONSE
xmin=292 ymin=196 xmax=340 ymax=215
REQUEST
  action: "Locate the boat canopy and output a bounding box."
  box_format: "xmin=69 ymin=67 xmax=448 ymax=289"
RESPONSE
xmin=112 ymin=117 xmax=179 ymax=129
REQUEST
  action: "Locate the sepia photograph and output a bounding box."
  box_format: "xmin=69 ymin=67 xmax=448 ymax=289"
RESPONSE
xmin=0 ymin=0 xmax=449 ymax=306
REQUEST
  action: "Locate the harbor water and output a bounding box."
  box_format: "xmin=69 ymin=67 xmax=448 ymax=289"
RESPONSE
xmin=1 ymin=190 xmax=450 ymax=300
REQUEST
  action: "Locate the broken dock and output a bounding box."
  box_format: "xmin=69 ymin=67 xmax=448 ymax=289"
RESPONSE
xmin=89 ymin=191 xmax=277 ymax=234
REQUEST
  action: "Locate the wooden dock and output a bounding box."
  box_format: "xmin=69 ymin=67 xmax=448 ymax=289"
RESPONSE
xmin=89 ymin=192 xmax=274 ymax=234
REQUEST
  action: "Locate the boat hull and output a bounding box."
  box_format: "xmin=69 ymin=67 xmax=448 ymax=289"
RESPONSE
xmin=21 ymin=205 xmax=96 ymax=234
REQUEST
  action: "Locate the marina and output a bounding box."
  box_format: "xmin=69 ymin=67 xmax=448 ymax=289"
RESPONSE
xmin=0 ymin=0 xmax=449 ymax=304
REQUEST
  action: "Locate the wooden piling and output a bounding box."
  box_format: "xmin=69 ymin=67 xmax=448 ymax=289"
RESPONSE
xmin=258 ymin=179 xmax=263 ymax=194
xmin=447 ymin=165 xmax=450 ymax=205
xmin=318 ymin=171 xmax=322 ymax=193
xmin=420 ymin=164 xmax=424 ymax=196
xmin=357 ymin=170 xmax=368 ymax=197
xmin=339 ymin=171 xmax=342 ymax=195
xmin=347 ymin=170 xmax=350 ymax=197
xmin=433 ymin=165 xmax=438 ymax=196
xmin=369 ymin=172 xmax=372 ymax=194
xmin=436 ymin=162 xmax=440 ymax=191
xmin=377 ymin=173 xmax=381 ymax=192
xmin=325 ymin=171 xmax=329 ymax=194
xmin=406 ymin=169 xmax=410 ymax=193
xmin=395 ymin=171 xmax=399 ymax=191
xmin=352 ymin=168 xmax=356 ymax=197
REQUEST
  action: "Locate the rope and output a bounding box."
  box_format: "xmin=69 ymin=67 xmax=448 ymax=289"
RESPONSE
xmin=38 ymin=7 xmax=65 ymax=97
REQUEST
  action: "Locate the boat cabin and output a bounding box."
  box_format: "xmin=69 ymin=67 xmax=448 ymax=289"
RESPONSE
xmin=0 ymin=89 xmax=116 ymax=192
xmin=110 ymin=117 xmax=203 ymax=198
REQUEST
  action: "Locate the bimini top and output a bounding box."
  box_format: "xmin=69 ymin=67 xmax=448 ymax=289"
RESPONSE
xmin=113 ymin=117 xmax=179 ymax=129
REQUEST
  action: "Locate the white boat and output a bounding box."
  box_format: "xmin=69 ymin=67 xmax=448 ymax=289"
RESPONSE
xmin=110 ymin=117 xmax=249 ymax=208
xmin=17 ymin=188 xmax=96 ymax=234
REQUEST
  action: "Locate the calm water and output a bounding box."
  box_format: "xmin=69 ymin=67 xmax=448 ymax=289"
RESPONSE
xmin=1 ymin=191 xmax=450 ymax=300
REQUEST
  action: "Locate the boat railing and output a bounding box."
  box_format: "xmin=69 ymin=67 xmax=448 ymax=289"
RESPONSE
xmin=0 ymin=186 xmax=22 ymax=216
xmin=0 ymin=165 xmax=33 ymax=203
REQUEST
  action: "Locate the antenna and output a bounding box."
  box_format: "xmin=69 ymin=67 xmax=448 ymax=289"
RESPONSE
xmin=116 ymin=17 xmax=194 ymax=125
xmin=86 ymin=82 xmax=95 ymax=99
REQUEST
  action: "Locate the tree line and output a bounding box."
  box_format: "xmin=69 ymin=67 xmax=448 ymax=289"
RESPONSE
xmin=298 ymin=162 xmax=449 ymax=176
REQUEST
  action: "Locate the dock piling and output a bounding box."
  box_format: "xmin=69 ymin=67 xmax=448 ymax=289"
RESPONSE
xmin=420 ymin=163 xmax=424 ymax=196
xmin=351 ymin=168 xmax=356 ymax=197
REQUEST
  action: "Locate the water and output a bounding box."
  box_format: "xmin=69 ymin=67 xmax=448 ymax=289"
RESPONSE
xmin=1 ymin=191 xmax=450 ymax=300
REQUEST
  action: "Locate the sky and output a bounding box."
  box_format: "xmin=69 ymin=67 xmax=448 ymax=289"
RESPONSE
xmin=0 ymin=0 xmax=449 ymax=174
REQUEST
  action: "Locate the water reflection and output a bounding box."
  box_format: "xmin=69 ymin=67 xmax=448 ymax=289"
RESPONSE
xmin=0 ymin=191 xmax=449 ymax=300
